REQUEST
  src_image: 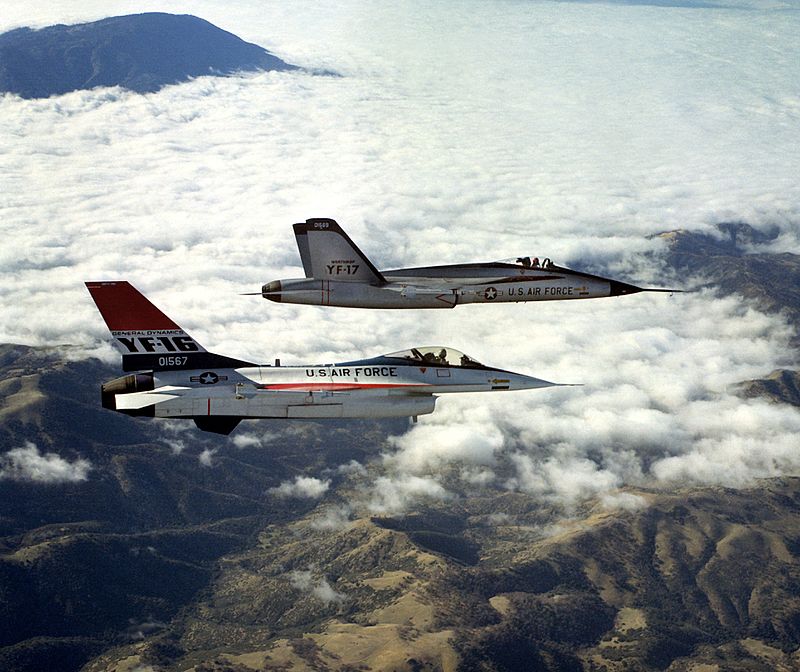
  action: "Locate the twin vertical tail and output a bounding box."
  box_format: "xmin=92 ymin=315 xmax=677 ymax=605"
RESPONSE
xmin=85 ymin=281 xmax=254 ymax=372
xmin=293 ymin=218 xmax=386 ymax=284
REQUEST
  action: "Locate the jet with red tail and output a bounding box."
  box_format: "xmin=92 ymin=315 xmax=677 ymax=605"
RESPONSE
xmin=86 ymin=281 xmax=568 ymax=435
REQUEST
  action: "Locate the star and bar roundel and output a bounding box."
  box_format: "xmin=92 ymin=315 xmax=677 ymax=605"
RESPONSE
xmin=190 ymin=372 xmax=228 ymax=385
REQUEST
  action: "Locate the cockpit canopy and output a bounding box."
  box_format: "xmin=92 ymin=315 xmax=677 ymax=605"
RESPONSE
xmin=497 ymin=256 xmax=555 ymax=269
xmin=384 ymin=346 xmax=485 ymax=368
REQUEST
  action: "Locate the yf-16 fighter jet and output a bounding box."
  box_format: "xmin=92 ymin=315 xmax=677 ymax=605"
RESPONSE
xmin=258 ymin=218 xmax=679 ymax=309
xmin=86 ymin=281 xmax=567 ymax=435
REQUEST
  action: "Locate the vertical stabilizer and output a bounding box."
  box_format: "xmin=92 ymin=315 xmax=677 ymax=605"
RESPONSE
xmin=86 ymin=281 xmax=253 ymax=371
xmin=292 ymin=218 xmax=385 ymax=284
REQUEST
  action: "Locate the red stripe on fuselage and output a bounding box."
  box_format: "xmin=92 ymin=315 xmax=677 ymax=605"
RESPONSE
xmin=257 ymin=382 xmax=429 ymax=392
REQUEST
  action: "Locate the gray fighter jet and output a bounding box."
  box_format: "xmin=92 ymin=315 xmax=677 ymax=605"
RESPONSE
xmin=86 ymin=281 xmax=568 ymax=434
xmin=259 ymin=218 xmax=678 ymax=309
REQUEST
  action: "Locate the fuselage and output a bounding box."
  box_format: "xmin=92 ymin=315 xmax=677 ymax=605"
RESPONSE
xmin=264 ymin=261 xmax=645 ymax=309
xmin=102 ymin=349 xmax=554 ymax=422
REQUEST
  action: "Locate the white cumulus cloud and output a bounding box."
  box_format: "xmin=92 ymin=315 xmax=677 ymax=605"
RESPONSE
xmin=198 ymin=448 xmax=217 ymax=467
xmin=270 ymin=475 xmax=330 ymax=499
xmin=289 ymin=569 xmax=345 ymax=605
xmin=0 ymin=442 xmax=91 ymax=483
xmin=367 ymin=474 xmax=451 ymax=514
xmin=309 ymin=504 xmax=353 ymax=531
xmin=231 ymin=431 xmax=280 ymax=449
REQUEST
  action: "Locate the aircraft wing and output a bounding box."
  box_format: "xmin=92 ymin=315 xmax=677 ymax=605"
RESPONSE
xmin=383 ymin=277 xmax=512 ymax=294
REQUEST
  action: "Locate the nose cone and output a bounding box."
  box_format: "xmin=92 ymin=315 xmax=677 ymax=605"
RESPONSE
xmin=609 ymin=279 xmax=644 ymax=296
xmin=262 ymin=280 xmax=282 ymax=302
xmin=496 ymin=371 xmax=563 ymax=391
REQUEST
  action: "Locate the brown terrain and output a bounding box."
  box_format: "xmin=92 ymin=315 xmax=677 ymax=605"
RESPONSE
xmin=1 ymin=223 xmax=799 ymax=671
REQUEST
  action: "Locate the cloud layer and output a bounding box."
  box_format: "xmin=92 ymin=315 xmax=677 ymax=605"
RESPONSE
xmin=2 ymin=1 xmax=799 ymax=511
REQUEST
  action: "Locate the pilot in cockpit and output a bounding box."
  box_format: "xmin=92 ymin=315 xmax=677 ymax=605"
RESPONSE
xmin=516 ymin=256 xmax=543 ymax=269
xmin=438 ymin=349 xmax=448 ymax=365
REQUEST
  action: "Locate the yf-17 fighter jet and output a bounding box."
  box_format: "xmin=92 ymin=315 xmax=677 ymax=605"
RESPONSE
xmin=259 ymin=218 xmax=678 ymax=309
xmin=86 ymin=281 xmax=567 ymax=434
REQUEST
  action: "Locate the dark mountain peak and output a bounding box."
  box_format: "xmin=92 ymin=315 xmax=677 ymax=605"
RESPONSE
xmin=0 ymin=12 xmax=298 ymax=99
xmin=737 ymin=369 xmax=800 ymax=406
xmin=657 ymin=223 xmax=800 ymax=343
xmin=658 ymin=221 xmax=781 ymax=259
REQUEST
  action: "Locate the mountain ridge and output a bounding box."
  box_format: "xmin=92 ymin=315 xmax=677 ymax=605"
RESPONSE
xmin=658 ymin=223 xmax=800 ymax=337
xmin=0 ymin=13 xmax=298 ymax=98
xmin=2 ymin=226 xmax=800 ymax=671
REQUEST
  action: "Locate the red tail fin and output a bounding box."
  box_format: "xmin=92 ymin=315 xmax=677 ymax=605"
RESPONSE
xmin=86 ymin=281 xmax=182 ymax=332
xmin=86 ymin=281 xmax=253 ymax=372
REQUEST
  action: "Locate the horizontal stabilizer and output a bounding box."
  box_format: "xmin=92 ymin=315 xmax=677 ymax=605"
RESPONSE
xmin=113 ymin=386 xmax=188 ymax=410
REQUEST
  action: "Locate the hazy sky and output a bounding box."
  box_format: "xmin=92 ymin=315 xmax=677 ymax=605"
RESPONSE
xmin=2 ymin=1 xmax=799 ymax=509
